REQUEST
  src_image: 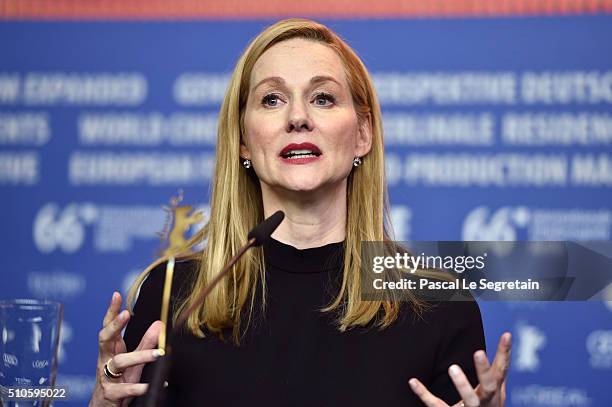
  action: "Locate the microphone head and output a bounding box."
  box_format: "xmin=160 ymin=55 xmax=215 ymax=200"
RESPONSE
xmin=248 ymin=210 xmax=285 ymax=246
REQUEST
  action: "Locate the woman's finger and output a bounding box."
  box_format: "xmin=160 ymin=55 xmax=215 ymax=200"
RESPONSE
xmin=408 ymin=378 xmax=446 ymax=407
xmin=99 ymin=310 xmax=130 ymax=348
xmin=110 ymin=349 xmax=161 ymax=372
xmin=135 ymin=320 xmax=164 ymax=352
xmin=448 ymin=365 xmax=479 ymax=407
xmin=490 ymin=332 xmax=512 ymax=383
xmin=122 ymin=321 xmax=164 ymax=384
xmin=100 ymin=382 xmax=148 ymax=401
xmin=103 ymin=292 xmax=122 ymax=327
xmin=473 ymin=350 xmax=496 ymax=401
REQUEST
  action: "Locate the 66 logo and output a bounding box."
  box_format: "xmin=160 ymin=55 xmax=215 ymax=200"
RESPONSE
xmin=33 ymin=203 xmax=98 ymax=253
xmin=462 ymin=206 xmax=530 ymax=241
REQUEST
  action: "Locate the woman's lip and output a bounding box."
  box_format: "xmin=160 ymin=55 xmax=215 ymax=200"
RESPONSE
xmin=279 ymin=142 xmax=322 ymax=157
xmin=279 ymin=155 xmax=321 ymax=165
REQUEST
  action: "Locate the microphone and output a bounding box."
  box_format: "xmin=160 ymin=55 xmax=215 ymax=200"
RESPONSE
xmin=175 ymin=210 xmax=284 ymax=329
xmin=143 ymin=210 xmax=285 ymax=407
xmin=248 ymin=210 xmax=285 ymax=246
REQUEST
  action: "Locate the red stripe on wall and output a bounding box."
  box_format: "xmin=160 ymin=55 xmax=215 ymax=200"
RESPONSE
xmin=1 ymin=0 xmax=611 ymax=20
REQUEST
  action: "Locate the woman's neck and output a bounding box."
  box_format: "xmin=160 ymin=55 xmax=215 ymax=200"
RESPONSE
xmin=260 ymin=180 xmax=347 ymax=249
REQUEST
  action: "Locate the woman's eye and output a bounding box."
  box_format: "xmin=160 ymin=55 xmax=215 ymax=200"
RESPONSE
xmin=313 ymin=93 xmax=335 ymax=106
xmin=262 ymin=94 xmax=282 ymax=107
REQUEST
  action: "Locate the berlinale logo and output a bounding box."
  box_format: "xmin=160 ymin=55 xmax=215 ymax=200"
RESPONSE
xmin=514 ymin=322 xmax=547 ymax=372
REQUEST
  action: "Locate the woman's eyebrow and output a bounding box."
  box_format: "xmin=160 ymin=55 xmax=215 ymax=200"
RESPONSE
xmin=309 ymin=75 xmax=342 ymax=88
xmin=252 ymin=76 xmax=285 ymax=92
xmin=252 ymin=75 xmax=342 ymax=92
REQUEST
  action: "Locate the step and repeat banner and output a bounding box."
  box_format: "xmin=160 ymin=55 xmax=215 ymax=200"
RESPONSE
xmin=1 ymin=4 xmax=611 ymax=405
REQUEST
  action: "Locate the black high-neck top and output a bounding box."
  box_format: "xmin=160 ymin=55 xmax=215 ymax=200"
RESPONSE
xmin=123 ymin=238 xmax=485 ymax=406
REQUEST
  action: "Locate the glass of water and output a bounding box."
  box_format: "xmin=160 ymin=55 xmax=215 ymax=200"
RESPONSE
xmin=0 ymin=299 xmax=63 ymax=407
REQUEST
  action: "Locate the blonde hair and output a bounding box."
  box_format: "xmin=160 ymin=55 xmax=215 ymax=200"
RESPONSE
xmin=128 ymin=18 xmax=424 ymax=344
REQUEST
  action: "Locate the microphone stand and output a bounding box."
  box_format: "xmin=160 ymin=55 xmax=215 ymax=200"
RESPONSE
xmin=143 ymin=211 xmax=284 ymax=407
xmin=143 ymin=237 xmax=256 ymax=407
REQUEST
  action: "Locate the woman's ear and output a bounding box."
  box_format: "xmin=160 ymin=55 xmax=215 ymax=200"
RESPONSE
xmin=240 ymin=142 xmax=251 ymax=160
xmin=355 ymin=113 xmax=373 ymax=157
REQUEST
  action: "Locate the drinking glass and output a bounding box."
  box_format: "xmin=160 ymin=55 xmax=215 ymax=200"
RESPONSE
xmin=0 ymin=299 xmax=63 ymax=407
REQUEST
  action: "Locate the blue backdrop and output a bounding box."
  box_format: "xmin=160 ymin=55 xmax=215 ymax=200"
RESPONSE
xmin=1 ymin=16 xmax=611 ymax=406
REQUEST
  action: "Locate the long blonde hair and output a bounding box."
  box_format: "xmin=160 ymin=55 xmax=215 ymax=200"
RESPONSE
xmin=128 ymin=18 xmax=421 ymax=344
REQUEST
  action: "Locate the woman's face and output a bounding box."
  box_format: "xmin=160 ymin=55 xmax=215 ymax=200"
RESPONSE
xmin=242 ymin=38 xmax=372 ymax=195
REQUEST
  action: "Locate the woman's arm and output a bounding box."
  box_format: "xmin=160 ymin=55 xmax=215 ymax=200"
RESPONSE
xmin=427 ymin=300 xmax=486 ymax=404
xmin=88 ymin=291 xmax=163 ymax=407
xmin=409 ymin=299 xmax=512 ymax=407
xmin=121 ymin=259 xmax=197 ymax=406
xmin=89 ymin=259 xmax=196 ymax=407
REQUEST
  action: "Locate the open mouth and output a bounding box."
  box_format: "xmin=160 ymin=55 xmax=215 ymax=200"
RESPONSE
xmin=280 ymin=142 xmax=322 ymax=159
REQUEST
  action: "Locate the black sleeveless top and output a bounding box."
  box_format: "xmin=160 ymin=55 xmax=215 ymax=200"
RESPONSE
xmin=124 ymin=238 xmax=485 ymax=406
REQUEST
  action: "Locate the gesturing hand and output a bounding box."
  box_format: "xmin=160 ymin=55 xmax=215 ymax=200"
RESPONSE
xmin=409 ymin=332 xmax=512 ymax=407
xmin=89 ymin=292 xmax=165 ymax=407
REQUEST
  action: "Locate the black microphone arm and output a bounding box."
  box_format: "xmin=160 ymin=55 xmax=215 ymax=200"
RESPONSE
xmin=143 ymin=210 xmax=285 ymax=407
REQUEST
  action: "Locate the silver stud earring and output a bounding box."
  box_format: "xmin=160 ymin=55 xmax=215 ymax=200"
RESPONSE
xmin=242 ymin=159 xmax=251 ymax=169
xmin=353 ymin=157 xmax=362 ymax=167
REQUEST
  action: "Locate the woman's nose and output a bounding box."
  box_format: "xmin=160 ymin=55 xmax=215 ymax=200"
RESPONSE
xmin=286 ymin=100 xmax=313 ymax=133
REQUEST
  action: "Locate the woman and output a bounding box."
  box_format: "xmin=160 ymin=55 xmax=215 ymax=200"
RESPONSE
xmin=89 ymin=18 xmax=511 ymax=407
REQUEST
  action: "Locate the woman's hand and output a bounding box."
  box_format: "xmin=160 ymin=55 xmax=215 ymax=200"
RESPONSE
xmin=409 ymin=332 xmax=512 ymax=407
xmin=89 ymin=292 xmax=164 ymax=407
